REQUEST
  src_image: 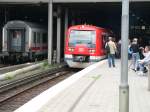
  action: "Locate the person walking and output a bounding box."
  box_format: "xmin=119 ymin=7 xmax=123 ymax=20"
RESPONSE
xmin=130 ymin=38 xmax=140 ymax=71
xmin=105 ymin=36 xmax=117 ymax=68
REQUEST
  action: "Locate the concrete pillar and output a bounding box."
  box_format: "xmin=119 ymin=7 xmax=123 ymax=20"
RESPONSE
xmin=48 ymin=0 xmax=53 ymax=64
xmin=56 ymin=6 xmax=61 ymax=63
xmin=64 ymin=8 xmax=68 ymax=39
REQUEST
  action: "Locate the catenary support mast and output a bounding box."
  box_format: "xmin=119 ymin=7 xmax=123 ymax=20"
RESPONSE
xmin=119 ymin=0 xmax=129 ymax=112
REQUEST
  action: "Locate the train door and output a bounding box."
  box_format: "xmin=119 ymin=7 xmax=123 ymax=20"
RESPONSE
xmin=101 ymin=32 xmax=109 ymax=54
xmin=7 ymin=29 xmax=25 ymax=52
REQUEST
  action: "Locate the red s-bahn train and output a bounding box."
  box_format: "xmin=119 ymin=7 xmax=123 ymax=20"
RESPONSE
xmin=64 ymin=25 xmax=112 ymax=68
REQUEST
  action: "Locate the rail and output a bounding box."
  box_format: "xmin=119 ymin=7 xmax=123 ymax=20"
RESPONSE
xmin=0 ymin=63 xmax=43 ymax=81
xmin=14 ymin=60 xmax=106 ymax=112
xmin=0 ymin=64 xmax=67 ymax=93
xmin=0 ymin=68 xmax=71 ymax=110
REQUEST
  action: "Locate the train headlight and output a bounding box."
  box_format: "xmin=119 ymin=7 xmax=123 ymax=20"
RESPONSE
xmin=68 ymin=48 xmax=74 ymax=52
xmin=89 ymin=49 xmax=95 ymax=53
xmin=68 ymin=48 xmax=71 ymax=51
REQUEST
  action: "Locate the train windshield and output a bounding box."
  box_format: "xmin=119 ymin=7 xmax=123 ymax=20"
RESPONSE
xmin=8 ymin=29 xmax=25 ymax=52
xmin=69 ymin=30 xmax=96 ymax=48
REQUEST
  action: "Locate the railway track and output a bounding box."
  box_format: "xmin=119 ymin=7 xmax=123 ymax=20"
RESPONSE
xmin=0 ymin=62 xmax=34 ymax=74
xmin=0 ymin=68 xmax=78 ymax=112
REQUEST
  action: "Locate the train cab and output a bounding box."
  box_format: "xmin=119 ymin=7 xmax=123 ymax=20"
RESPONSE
xmin=65 ymin=25 xmax=111 ymax=68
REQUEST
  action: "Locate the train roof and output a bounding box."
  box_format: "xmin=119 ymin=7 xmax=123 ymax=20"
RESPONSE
xmin=68 ymin=25 xmax=106 ymax=31
xmin=3 ymin=20 xmax=46 ymax=29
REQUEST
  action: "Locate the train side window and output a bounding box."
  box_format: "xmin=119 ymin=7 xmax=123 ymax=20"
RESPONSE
xmin=37 ymin=32 xmax=40 ymax=43
xmin=42 ymin=33 xmax=47 ymax=43
xmin=33 ymin=32 xmax=36 ymax=44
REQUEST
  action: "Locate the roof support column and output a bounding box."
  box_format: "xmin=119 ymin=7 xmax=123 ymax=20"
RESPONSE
xmin=119 ymin=0 xmax=129 ymax=112
xmin=56 ymin=6 xmax=61 ymax=63
xmin=48 ymin=0 xmax=53 ymax=64
xmin=64 ymin=8 xmax=68 ymax=38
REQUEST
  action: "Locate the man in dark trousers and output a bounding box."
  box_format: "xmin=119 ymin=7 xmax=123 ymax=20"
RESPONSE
xmin=130 ymin=38 xmax=140 ymax=71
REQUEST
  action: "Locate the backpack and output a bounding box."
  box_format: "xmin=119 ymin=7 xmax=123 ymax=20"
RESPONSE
xmin=105 ymin=43 xmax=110 ymax=54
xmin=128 ymin=47 xmax=133 ymax=54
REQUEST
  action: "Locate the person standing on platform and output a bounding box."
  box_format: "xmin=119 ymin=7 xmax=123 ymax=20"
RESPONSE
xmin=130 ymin=38 xmax=140 ymax=71
xmin=105 ymin=36 xmax=117 ymax=68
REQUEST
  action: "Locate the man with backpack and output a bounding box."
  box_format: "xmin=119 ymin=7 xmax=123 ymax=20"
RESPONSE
xmin=105 ymin=37 xmax=117 ymax=68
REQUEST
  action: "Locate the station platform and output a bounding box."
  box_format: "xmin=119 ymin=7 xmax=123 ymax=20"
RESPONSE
xmin=15 ymin=60 xmax=150 ymax=112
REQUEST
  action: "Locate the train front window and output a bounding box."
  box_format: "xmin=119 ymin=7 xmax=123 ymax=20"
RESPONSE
xmin=8 ymin=29 xmax=25 ymax=52
xmin=69 ymin=30 xmax=96 ymax=48
xmin=12 ymin=31 xmax=21 ymax=38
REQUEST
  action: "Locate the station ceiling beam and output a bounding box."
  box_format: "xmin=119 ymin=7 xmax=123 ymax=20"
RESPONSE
xmin=0 ymin=0 xmax=48 ymax=3
xmin=1 ymin=0 xmax=150 ymax=3
xmin=53 ymin=0 xmax=150 ymax=3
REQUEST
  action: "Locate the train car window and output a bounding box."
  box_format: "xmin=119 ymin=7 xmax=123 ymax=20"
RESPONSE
xmin=37 ymin=32 xmax=40 ymax=43
xmin=42 ymin=33 xmax=47 ymax=43
xmin=33 ymin=32 xmax=36 ymax=44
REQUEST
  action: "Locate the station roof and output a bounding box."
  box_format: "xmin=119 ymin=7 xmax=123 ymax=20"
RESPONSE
xmin=0 ymin=0 xmax=150 ymax=3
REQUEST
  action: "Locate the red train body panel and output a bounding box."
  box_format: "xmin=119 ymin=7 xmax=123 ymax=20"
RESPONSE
xmin=65 ymin=25 xmax=112 ymax=68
